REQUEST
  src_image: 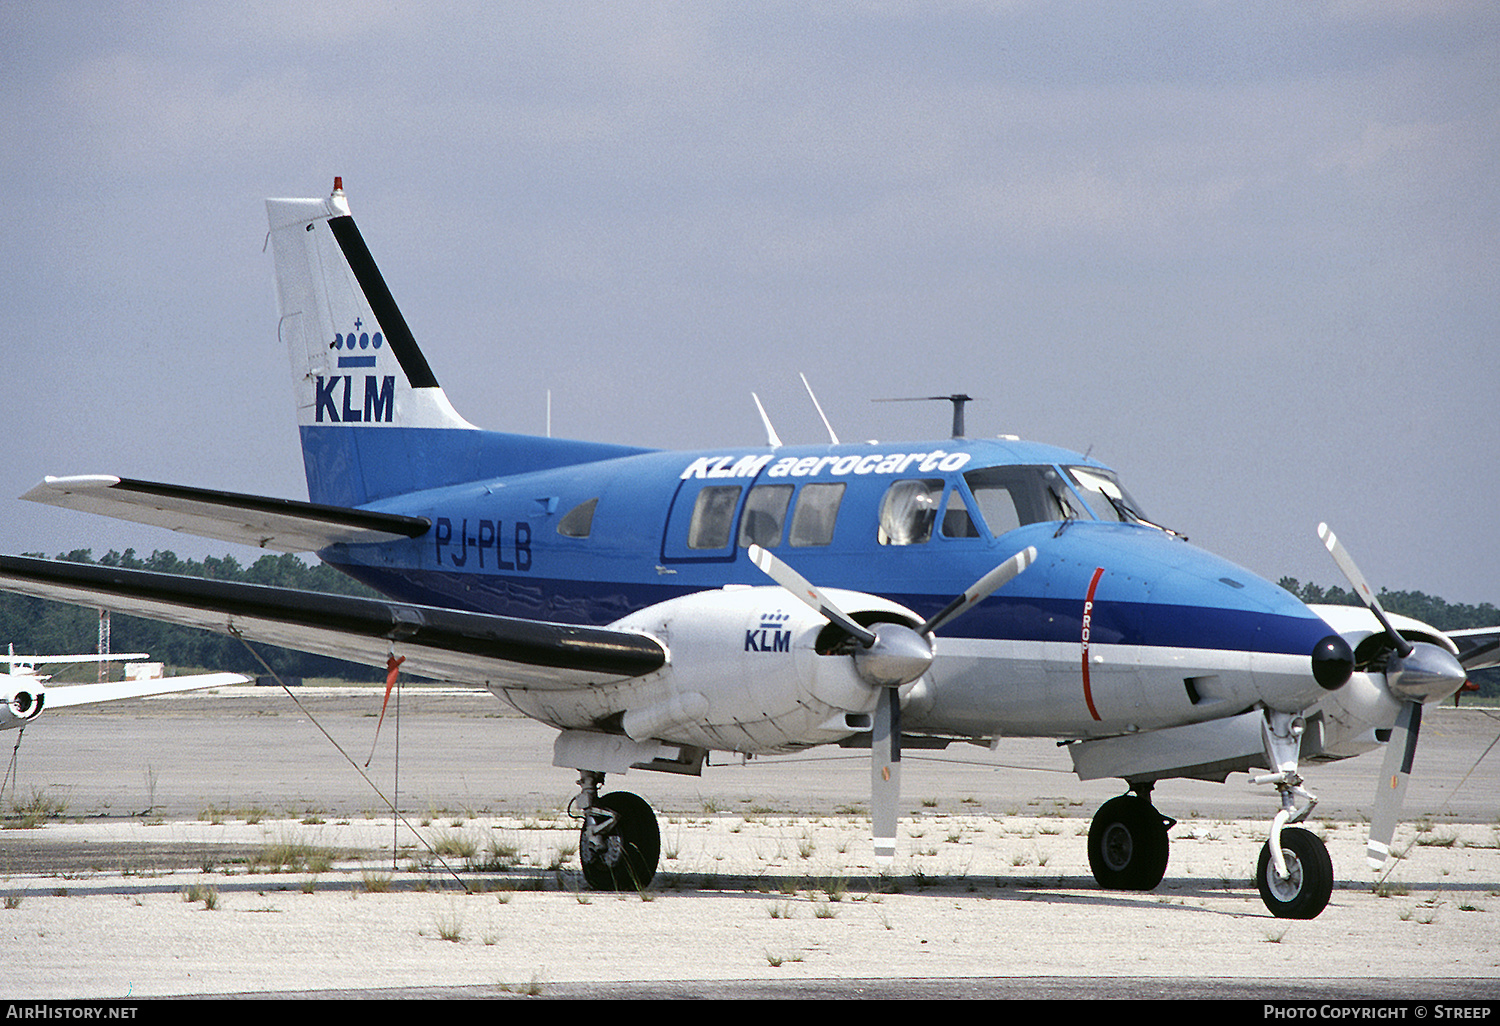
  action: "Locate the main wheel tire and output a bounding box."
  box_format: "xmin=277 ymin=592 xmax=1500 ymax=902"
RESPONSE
xmin=579 ymin=791 xmax=660 ymax=891
xmin=1256 ymin=826 xmax=1333 ymax=920
xmin=1088 ymin=794 xmax=1170 ymax=891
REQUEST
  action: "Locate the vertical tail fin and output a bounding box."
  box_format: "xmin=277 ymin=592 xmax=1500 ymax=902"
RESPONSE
xmin=267 ymin=180 xmax=654 ymax=509
xmin=267 ymin=180 xmax=476 ymax=506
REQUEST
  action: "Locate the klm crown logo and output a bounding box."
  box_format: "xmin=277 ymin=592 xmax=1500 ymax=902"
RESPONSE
xmin=745 ymin=610 xmax=792 ymax=654
xmin=331 ymin=318 xmax=383 ymax=368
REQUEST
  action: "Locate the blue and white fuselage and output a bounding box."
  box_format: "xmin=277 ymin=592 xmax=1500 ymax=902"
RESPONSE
xmin=310 ymin=429 xmax=1336 ymax=752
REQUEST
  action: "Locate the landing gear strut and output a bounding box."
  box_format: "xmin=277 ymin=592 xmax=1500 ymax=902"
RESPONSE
xmin=575 ymin=771 xmax=660 ymax=891
xmin=1252 ymin=710 xmax=1333 ymax=919
xmin=1087 ymin=787 xmax=1172 ymax=891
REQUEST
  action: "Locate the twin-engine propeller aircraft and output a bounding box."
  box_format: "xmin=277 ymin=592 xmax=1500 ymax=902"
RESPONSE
xmin=2 ymin=647 xmax=247 ymax=731
xmin=2 ymin=180 xmax=1492 ymax=918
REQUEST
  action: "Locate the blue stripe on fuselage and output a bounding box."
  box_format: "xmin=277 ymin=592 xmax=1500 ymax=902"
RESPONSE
xmin=328 ymin=561 xmax=1331 ymax=661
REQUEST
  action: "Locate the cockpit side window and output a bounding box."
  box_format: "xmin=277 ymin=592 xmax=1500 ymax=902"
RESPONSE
xmin=878 ymin=479 xmax=943 ymax=545
xmin=687 ymin=485 xmax=743 ymax=549
xmin=961 ymin=466 xmax=1073 ymax=537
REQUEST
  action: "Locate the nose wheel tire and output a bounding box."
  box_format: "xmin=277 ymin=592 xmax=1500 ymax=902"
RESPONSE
xmin=1088 ymin=794 xmax=1171 ymax=891
xmin=1256 ymin=826 xmax=1333 ymax=920
xmin=579 ymin=791 xmax=660 ymax=891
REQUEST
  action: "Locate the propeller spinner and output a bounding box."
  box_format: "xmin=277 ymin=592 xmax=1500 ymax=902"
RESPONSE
xmin=1316 ymin=524 xmax=1468 ymax=869
xmin=748 ymin=543 xmax=1037 ymax=863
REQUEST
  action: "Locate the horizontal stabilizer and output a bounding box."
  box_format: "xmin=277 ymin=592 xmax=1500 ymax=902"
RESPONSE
xmin=0 ymin=556 xmax=666 ymax=691
xmin=22 ymin=476 xmax=431 ymax=553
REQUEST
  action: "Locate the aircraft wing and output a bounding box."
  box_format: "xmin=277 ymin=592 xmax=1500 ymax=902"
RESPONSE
xmin=41 ymin=673 xmax=250 ymax=710
xmin=21 ymin=476 xmax=431 ymax=553
xmin=0 ymin=556 xmax=666 ymax=691
xmin=1448 ymin=627 xmax=1500 ymax=671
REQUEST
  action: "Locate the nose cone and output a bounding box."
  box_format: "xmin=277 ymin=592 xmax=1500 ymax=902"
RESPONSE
xmin=1038 ymin=523 xmax=1344 ymax=671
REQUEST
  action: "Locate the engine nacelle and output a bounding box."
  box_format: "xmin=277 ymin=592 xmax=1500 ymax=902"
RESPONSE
xmin=1309 ymin=604 xmax=1458 ymax=667
xmin=1 ymin=686 xmax=46 ymax=731
xmin=1305 ymin=604 xmax=1461 ymax=758
xmin=507 ymin=585 xmax=925 ymax=755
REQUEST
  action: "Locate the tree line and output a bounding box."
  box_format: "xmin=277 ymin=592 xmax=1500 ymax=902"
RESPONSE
xmin=1 ymin=549 xmax=384 ymax=682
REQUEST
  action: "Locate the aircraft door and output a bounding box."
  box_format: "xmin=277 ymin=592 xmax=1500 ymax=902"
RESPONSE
xmin=660 ymin=482 xmax=746 ymax=564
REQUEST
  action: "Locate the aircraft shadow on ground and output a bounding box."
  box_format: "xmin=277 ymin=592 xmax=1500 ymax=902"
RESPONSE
xmin=20 ymin=858 xmax=1490 ymax=920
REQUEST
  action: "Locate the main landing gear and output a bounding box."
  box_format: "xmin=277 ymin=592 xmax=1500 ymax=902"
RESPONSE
xmin=574 ymin=771 xmax=660 ymax=891
xmin=1087 ymin=787 xmax=1173 ymax=891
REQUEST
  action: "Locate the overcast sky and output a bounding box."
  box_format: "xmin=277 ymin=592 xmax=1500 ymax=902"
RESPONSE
xmin=2 ymin=2 xmax=1496 ymax=606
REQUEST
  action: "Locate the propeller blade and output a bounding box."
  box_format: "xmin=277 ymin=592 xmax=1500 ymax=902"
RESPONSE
xmin=1367 ymin=700 xmax=1421 ymax=869
xmin=1317 ymin=523 xmax=1414 ymax=658
xmin=1315 ymin=525 xmax=1463 ymax=869
xmin=747 ymin=544 xmax=877 ymax=647
xmin=747 ymin=543 xmax=1039 ymax=865
xmin=871 ymin=685 xmax=901 ymax=863
xmin=919 ymin=546 xmax=1037 ymax=637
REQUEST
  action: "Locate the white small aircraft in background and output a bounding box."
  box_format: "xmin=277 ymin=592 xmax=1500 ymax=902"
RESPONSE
xmin=2 ymin=647 xmax=247 ymax=731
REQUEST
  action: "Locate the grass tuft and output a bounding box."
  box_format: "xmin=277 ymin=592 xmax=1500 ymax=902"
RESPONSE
xmin=5 ymin=787 xmax=68 ymax=828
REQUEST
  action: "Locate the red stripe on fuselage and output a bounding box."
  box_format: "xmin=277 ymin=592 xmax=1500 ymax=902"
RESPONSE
xmin=1081 ymin=567 xmax=1105 ymax=721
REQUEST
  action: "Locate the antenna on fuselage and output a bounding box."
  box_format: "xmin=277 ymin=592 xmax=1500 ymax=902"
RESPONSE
xmin=751 ymin=393 xmax=784 ymax=448
xmin=872 ymin=394 xmax=975 ymax=440
xmin=799 ymin=373 xmax=840 ymax=445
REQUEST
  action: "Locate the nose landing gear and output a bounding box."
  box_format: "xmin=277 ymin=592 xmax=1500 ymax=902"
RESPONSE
xmin=1251 ymin=710 xmax=1333 ymax=919
xmin=1256 ymin=825 xmax=1333 ymax=920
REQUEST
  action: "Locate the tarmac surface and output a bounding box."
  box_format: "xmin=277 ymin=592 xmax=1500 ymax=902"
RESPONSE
xmin=2 ymin=684 xmax=1498 ymax=1000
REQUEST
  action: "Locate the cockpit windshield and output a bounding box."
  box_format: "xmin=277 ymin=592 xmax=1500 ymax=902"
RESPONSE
xmin=1063 ymin=466 xmax=1151 ymax=525
xmin=959 ymin=464 xmax=1155 ymax=538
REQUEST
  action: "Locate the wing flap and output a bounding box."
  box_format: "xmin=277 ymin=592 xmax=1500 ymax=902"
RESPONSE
xmin=0 ymin=556 xmax=665 ymax=691
xmin=22 ymin=476 xmax=430 ymax=553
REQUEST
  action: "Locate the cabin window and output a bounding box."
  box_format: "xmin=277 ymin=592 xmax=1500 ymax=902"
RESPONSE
xmin=788 ymin=482 xmax=844 ymax=547
xmin=738 ymin=484 xmax=793 ymax=548
xmin=557 ymin=498 xmax=598 ymax=538
xmin=687 ymin=486 xmax=743 ymax=549
xmin=878 ymin=479 xmax=943 ymax=545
